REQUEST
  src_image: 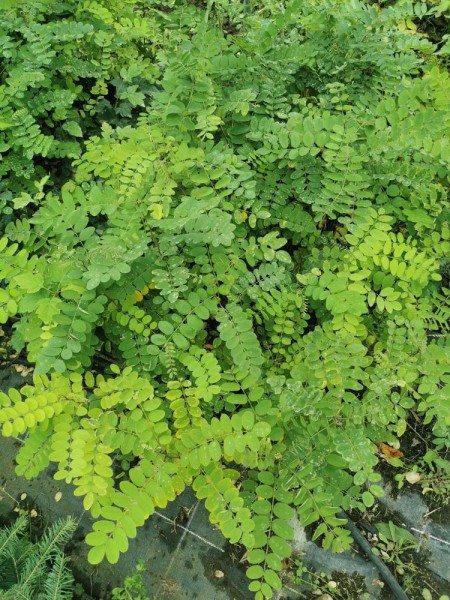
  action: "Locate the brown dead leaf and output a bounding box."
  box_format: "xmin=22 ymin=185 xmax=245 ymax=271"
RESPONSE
xmin=377 ymin=442 xmax=404 ymax=460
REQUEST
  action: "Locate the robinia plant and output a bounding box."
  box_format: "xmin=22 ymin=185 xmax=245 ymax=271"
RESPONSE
xmin=0 ymin=1 xmax=449 ymax=598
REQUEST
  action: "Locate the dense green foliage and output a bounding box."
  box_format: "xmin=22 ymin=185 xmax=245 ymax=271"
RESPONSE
xmin=0 ymin=1 xmax=449 ymax=598
xmin=0 ymin=514 xmax=75 ymax=600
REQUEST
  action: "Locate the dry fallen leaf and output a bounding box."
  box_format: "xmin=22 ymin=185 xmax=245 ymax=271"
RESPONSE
xmin=405 ymin=471 xmax=421 ymax=484
xmin=214 ymin=570 xmax=224 ymax=579
xmin=30 ymin=509 xmax=38 ymax=518
xmin=377 ymin=442 xmax=404 ymax=460
xmin=328 ymin=581 xmax=337 ymax=590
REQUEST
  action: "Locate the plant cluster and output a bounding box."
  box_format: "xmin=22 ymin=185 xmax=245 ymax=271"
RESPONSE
xmin=0 ymin=1 xmax=449 ymax=599
xmin=0 ymin=514 xmax=76 ymax=600
xmin=395 ymin=447 xmax=450 ymax=504
xmin=371 ymin=520 xmax=418 ymax=576
xmin=370 ymin=521 xmax=450 ymax=599
xmin=291 ymin=561 xmax=370 ymax=600
xmin=111 ymin=560 xmax=151 ymax=600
